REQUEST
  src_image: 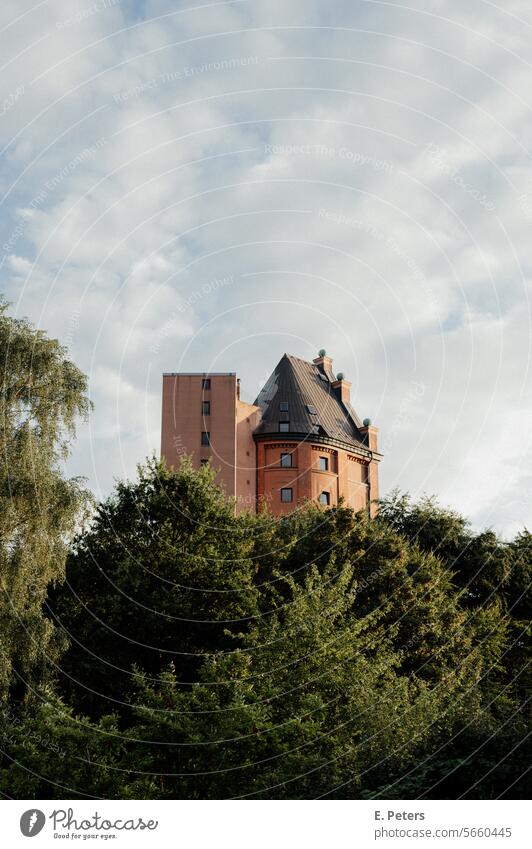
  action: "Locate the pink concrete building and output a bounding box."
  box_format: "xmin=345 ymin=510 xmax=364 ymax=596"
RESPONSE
xmin=161 ymin=351 xmax=382 ymax=516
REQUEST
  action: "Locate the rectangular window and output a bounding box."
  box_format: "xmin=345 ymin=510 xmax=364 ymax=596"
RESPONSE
xmin=280 ymin=453 xmax=292 ymax=468
xmin=319 ymin=456 xmax=328 ymax=471
xmin=281 ymin=488 xmax=293 ymax=503
xmin=319 ymin=491 xmax=330 ymax=505
xmin=279 ymin=422 xmax=290 ymax=432
xmin=201 ymin=431 xmax=210 ymax=446
xmin=202 ymin=401 xmax=210 ymax=414
xmin=279 ymin=401 xmax=289 ymax=412
xmin=200 ymin=459 xmax=209 ymax=466
xmin=202 ymin=378 xmax=211 ymax=389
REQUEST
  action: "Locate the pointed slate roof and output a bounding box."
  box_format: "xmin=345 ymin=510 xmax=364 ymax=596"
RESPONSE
xmin=253 ymin=354 xmax=368 ymax=452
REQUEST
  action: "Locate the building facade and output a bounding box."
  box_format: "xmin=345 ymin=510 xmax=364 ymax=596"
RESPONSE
xmin=161 ymin=351 xmax=382 ymax=516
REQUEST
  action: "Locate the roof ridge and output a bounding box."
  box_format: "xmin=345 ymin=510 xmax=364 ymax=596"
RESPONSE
xmin=252 ymin=351 xmax=367 ymax=451
xmin=286 ymin=352 xmax=327 ymax=369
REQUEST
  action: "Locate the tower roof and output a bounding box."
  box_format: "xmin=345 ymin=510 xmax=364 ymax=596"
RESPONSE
xmin=253 ymin=353 xmax=367 ymax=450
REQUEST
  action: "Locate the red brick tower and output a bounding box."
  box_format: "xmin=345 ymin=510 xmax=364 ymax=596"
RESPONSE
xmin=161 ymin=351 xmax=382 ymax=516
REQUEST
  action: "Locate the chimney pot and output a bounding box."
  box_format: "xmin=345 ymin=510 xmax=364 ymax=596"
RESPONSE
xmin=332 ymin=377 xmax=351 ymax=405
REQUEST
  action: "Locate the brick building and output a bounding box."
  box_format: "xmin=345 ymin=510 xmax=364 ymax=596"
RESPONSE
xmin=161 ymin=351 xmax=382 ymax=516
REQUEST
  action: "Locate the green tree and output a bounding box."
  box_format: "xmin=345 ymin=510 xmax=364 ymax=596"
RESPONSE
xmin=378 ymin=490 xmax=512 ymax=606
xmin=48 ymin=474 xmax=487 ymax=799
xmin=0 ymin=688 xmax=123 ymax=799
xmin=260 ymin=503 xmax=477 ymax=686
xmin=51 ymin=458 xmax=260 ymax=717
xmin=376 ymin=490 xmax=530 ymax=799
xmin=4 ymin=463 xmax=524 ymax=800
xmin=104 ymin=561 xmax=455 ymax=800
xmin=0 ymin=298 xmax=90 ymax=703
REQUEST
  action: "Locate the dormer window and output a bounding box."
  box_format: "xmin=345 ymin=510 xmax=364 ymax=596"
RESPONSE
xmin=307 ymin=404 xmax=317 ymax=415
xmin=279 ymin=401 xmax=289 ymax=412
xmin=279 ymin=422 xmax=290 ymax=433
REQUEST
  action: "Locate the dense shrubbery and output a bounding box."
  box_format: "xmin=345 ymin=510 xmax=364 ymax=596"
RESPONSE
xmin=0 ymin=299 xmax=90 ymax=706
xmin=0 ymin=458 xmax=529 ymax=799
xmin=0 ymin=304 xmax=529 ymax=799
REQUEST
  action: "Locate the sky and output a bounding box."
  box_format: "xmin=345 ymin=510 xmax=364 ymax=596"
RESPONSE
xmin=1 ymin=0 xmax=531 ymax=536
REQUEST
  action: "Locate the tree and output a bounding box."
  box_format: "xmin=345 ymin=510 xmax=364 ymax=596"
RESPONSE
xmin=376 ymin=490 xmax=530 ymax=799
xmin=378 ymin=490 xmax=512 ymax=606
xmin=92 ymin=562 xmax=454 ymax=800
xmin=0 ymin=298 xmax=90 ymax=703
xmin=0 ymin=687 xmax=123 ymax=799
xmin=50 ymin=458 xmax=260 ymax=717
xmin=4 ymin=461 xmax=526 ymax=799
xmin=259 ymin=503 xmax=477 ymax=686
xmin=47 ymin=467 xmax=502 ymax=799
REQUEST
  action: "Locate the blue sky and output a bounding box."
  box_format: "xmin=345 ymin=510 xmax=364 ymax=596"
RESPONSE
xmin=1 ymin=0 xmax=531 ymax=535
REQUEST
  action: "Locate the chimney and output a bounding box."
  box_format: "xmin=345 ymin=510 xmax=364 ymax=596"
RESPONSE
xmin=313 ymin=348 xmax=334 ymax=379
xmin=332 ymin=377 xmax=351 ymax=405
xmin=359 ymin=417 xmax=379 ymax=451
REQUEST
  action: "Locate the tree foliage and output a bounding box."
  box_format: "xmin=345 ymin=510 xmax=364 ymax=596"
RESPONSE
xmin=1 ymin=463 xmax=527 ymax=799
xmin=0 ymin=299 xmax=91 ymax=703
xmin=0 ymin=306 xmax=528 ymax=798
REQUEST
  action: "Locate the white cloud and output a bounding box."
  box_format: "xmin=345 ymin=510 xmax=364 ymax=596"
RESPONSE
xmin=1 ymin=0 xmax=531 ymax=533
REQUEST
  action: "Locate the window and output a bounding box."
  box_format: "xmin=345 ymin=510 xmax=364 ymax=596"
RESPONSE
xmin=279 ymin=422 xmax=290 ymax=432
xmin=319 ymin=456 xmax=328 ymax=472
xmin=279 ymin=401 xmax=289 ymax=412
xmin=319 ymin=491 xmax=330 ymax=506
xmin=281 ymin=488 xmax=293 ymax=503
xmin=312 ymin=425 xmax=320 ymax=434
xmin=307 ymin=404 xmax=318 ymax=415
xmin=200 ymin=459 xmax=209 ymax=466
xmin=201 ymin=431 xmax=210 ymax=446
xmin=202 ymin=378 xmax=211 ymax=389
xmin=202 ymin=401 xmax=210 ymax=414
xmin=280 ymin=453 xmax=292 ymax=468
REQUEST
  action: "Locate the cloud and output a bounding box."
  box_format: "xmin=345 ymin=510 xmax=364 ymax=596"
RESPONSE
xmin=1 ymin=0 xmax=531 ymax=533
